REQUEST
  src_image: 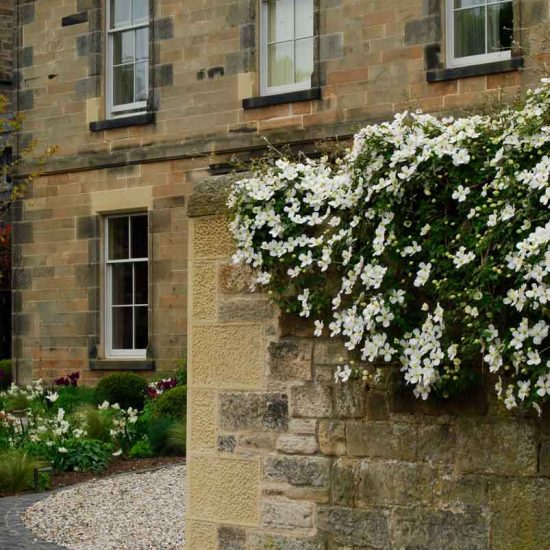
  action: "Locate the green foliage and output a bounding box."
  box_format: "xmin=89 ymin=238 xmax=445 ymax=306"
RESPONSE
xmin=129 ymin=439 xmax=154 ymax=458
xmin=175 ymin=360 xmax=187 ymax=386
xmin=166 ymin=420 xmax=186 ymax=456
xmin=55 ymin=438 xmax=112 ymax=473
xmin=147 ymin=417 xmax=177 ymax=456
xmin=55 ymin=386 xmax=96 ymax=414
xmin=0 ymin=450 xmax=44 ymax=494
xmin=76 ymin=405 xmax=112 ymax=442
xmin=4 ymin=391 xmax=31 ymax=413
xmin=95 ymin=373 xmax=148 ymax=410
xmin=229 ymin=80 xmax=550 ymax=411
xmin=152 ymin=385 xmax=187 ymax=419
xmin=0 ymin=359 xmax=11 ymax=390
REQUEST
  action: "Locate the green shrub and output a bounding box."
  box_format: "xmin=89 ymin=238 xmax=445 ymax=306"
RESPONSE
xmin=55 ymin=386 xmax=96 ymax=414
xmin=152 ymin=385 xmax=187 ymax=419
xmin=0 ymin=359 xmax=11 ymax=390
xmin=56 ymin=438 xmax=112 ymax=474
xmin=175 ymin=360 xmax=187 ymax=386
xmin=0 ymin=450 xmax=45 ymax=494
xmin=129 ymin=440 xmax=154 ymax=458
xmin=166 ymin=419 xmax=186 ymax=456
xmin=147 ymin=417 xmax=176 ymax=456
xmin=95 ymin=373 xmax=148 ymax=410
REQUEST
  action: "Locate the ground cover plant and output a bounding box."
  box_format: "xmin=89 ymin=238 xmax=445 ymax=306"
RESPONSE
xmin=0 ymin=366 xmax=187 ymax=494
xmin=229 ymin=79 xmax=550 ymax=414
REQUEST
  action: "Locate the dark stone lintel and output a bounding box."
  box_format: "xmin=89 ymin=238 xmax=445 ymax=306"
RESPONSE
xmin=243 ymin=87 xmax=321 ymax=109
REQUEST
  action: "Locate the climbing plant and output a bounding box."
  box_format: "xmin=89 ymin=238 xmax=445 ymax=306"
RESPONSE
xmin=228 ymin=79 xmax=550 ymax=413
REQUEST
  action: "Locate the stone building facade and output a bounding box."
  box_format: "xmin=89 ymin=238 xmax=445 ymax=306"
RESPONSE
xmin=12 ymin=0 xmax=550 ymax=384
xmin=11 ymin=0 xmax=550 ymax=383
xmin=187 ymin=183 xmax=550 ymax=549
xmin=9 ymin=0 xmax=550 ymax=546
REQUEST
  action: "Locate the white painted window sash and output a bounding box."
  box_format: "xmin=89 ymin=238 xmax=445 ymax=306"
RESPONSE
xmin=260 ymin=0 xmax=313 ymax=96
xmin=446 ymin=0 xmax=512 ymax=69
xmin=104 ymin=214 xmax=148 ymax=359
xmin=106 ymin=1 xmax=149 ymax=119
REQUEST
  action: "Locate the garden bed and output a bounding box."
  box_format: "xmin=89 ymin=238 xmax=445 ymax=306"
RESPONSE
xmin=0 ymin=369 xmax=188 ymax=496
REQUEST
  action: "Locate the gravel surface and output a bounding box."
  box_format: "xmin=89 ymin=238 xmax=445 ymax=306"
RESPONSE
xmin=22 ymin=464 xmax=186 ymax=550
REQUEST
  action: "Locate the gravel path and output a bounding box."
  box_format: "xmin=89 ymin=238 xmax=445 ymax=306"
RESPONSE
xmin=22 ymin=464 xmax=186 ymax=550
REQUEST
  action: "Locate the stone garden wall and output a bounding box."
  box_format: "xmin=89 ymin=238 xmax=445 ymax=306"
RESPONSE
xmin=186 ymin=177 xmax=550 ymax=549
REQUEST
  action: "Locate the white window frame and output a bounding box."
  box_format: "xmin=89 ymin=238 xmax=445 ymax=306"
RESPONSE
xmin=104 ymin=213 xmax=149 ymax=359
xmin=446 ymin=0 xmax=513 ymax=68
xmin=106 ymin=0 xmax=150 ymax=119
xmin=260 ymin=0 xmax=314 ymax=96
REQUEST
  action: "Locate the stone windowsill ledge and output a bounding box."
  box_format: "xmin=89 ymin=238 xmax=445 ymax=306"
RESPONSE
xmin=427 ymin=57 xmax=523 ymax=83
xmin=242 ymin=88 xmax=322 ymax=110
xmin=89 ymin=359 xmax=155 ymax=371
xmin=89 ymin=112 xmax=156 ymax=132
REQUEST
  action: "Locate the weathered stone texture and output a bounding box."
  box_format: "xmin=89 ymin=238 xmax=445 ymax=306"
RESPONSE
xmin=188 ymin=456 xmax=260 ymax=525
xmin=220 ymin=392 xmax=289 ymax=432
xmin=261 ymin=499 xmax=314 ymax=529
xmin=191 ymin=324 xmax=265 ymax=388
xmin=318 ymin=506 xmax=390 ymax=548
xmin=291 ymin=384 xmax=333 ymax=418
xmin=455 ymin=419 xmax=537 ymax=476
xmin=269 ymin=340 xmax=313 ymax=381
xmin=264 ymin=456 xmax=330 ymax=488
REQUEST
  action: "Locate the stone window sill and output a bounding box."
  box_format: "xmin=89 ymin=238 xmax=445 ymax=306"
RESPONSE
xmin=89 ymin=359 xmax=155 ymax=371
xmin=427 ymin=57 xmax=523 ymax=83
xmin=242 ymin=87 xmax=321 ymax=109
xmin=89 ymin=112 xmax=156 ymax=132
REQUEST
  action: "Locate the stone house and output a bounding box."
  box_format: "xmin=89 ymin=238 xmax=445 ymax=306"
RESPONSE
xmin=11 ymin=0 xmax=549 ymax=384
xmin=9 ymin=0 xmax=550 ymax=547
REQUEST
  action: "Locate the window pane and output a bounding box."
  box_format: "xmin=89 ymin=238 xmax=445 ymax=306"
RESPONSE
xmin=454 ymin=0 xmax=484 ymax=7
xmin=133 ymin=0 xmax=149 ymax=24
xmin=267 ymin=0 xmax=294 ymax=43
xmin=487 ymin=1 xmax=513 ymax=53
xmin=134 ymin=262 xmax=148 ymax=305
xmin=295 ymin=37 xmax=313 ymax=84
xmin=108 ymin=217 xmax=129 ymax=260
xmin=112 ymin=264 xmax=133 ymax=305
xmin=135 ymin=61 xmax=148 ymax=102
xmin=454 ymin=7 xmax=485 ymax=58
xmin=136 ymin=27 xmax=149 ymax=60
xmin=131 ymin=215 xmax=148 ymax=258
xmin=113 ymin=31 xmax=135 ymax=65
xmin=111 ymin=0 xmax=132 ymax=28
xmin=113 ymin=65 xmax=134 ymax=106
xmin=112 ymin=307 xmax=133 ymax=349
xmin=135 ymin=307 xmax=148 ymax=349
xmin=268 ymin=42 xmax=294 ymax=87
xmin=295 ymin=0 xmax=313 ymax=39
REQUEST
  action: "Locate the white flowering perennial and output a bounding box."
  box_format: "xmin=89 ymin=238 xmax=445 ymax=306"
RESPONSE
xmin=228 ymin=79 xmax=550 ymax=412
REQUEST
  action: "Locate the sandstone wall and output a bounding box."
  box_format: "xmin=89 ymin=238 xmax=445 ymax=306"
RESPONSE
xmin=15 ymin=0 xmax=549 ymax=169
xmin=12 ymin=0 xmax=550 ymax=384
xmin=11 ymin=158 xmax=196 ymax=384
xmin=187 ymin=179 xmax=550 ymax=550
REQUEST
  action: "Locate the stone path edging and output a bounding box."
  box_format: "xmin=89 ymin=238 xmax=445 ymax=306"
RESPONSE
xmin=0 ymin=492 xmax=64 ymax=549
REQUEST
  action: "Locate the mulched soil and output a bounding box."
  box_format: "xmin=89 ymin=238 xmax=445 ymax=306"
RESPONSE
xmin=0 ymin=456 xmax=186 ymax=497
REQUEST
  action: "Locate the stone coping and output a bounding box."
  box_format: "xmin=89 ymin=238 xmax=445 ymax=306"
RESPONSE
xmin=188 ymin=173 xmax=248 ymax=218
